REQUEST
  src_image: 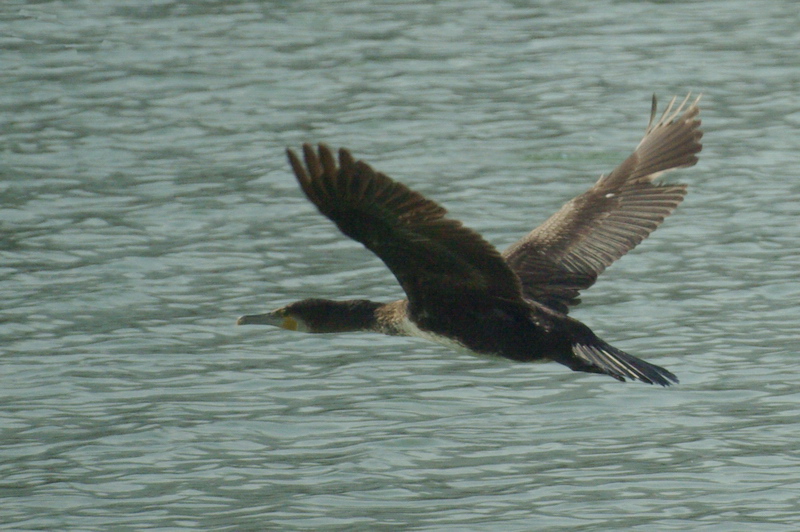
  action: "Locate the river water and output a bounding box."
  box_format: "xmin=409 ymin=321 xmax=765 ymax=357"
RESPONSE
xmin=2 ymin=0 xmax=800 ymax=530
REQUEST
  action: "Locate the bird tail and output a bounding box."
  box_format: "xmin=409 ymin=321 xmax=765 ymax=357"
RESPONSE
xmin=570 ymin=339 xmax=678 ymax=386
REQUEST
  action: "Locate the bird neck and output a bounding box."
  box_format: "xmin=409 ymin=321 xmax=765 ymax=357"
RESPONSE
xmin=296 ymin=299 xmax=384 ymax=333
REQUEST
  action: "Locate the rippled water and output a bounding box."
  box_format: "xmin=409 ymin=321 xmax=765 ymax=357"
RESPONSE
xmin=3 ymin=0 xmax=800 ymax=529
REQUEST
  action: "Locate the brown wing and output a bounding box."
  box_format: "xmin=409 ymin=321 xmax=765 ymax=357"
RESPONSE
xmin=287 ymin=144 xmax=524 ymax=311
xmin=503 ymin=94 xmax=703 ymax=313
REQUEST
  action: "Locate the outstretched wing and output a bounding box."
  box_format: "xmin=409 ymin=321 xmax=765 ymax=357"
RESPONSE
xmin=503 ymin=94 xmax=703 ymax=313
xmin=287 ymin=143 xmax=524 ymax=311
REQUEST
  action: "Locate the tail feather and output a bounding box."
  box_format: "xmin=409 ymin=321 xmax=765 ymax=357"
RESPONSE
xmin=571 ymin=341 xmax=678 ymax=386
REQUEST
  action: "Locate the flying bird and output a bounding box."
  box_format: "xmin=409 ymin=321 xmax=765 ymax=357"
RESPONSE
xmin=238 ymin=95 xmax=702 ymax=385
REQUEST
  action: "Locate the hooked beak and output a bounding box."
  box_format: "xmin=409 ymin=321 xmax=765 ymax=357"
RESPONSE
xmin=236 ymin=311 xmax=298 ymax=330
xmin=236 ymin=311 xmax=281 ymax=326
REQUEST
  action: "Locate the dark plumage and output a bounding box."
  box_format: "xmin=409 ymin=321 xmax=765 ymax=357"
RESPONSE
xmin=238 ymin=95 xmax=703 ymax=385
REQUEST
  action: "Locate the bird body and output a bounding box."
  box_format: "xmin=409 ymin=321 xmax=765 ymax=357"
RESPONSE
xmin=238 ymin=95 xmax=703 ymax=386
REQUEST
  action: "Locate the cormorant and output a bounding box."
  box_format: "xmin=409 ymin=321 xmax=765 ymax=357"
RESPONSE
xmin=238 ymin=95 xmax=702 ymax=385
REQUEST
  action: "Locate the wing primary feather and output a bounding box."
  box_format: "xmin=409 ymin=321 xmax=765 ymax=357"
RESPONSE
xmin=287 ymin=147 xmax=315 ymax=204
xmin=319 ymin=143 xmax=337 ymax=177
xmin=339 ymin=147 xmax=355 ymax=172
xmin=302 ymin=143 xmax=322 ymax=178
xmin=647 ymin=93 xmax=658 ymax=129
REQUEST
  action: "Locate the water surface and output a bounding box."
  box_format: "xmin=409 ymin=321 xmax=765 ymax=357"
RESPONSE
xmin=2 ymin=0 xmax=800 ymax=530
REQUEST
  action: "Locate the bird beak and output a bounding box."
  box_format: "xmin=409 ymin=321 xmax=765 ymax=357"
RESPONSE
xmin=236 ymin=311 xmax=298 ymax=330
xmin=236 ymin=311 xmax=281 ymax=326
